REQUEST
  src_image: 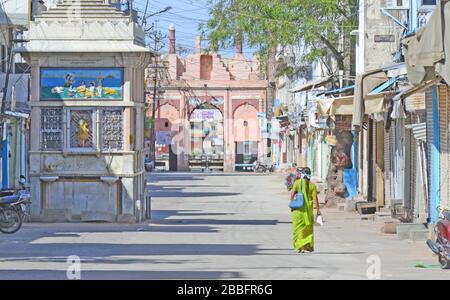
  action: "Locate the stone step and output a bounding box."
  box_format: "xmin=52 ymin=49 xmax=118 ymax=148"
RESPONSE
xmin=379 ymin=207 xmax=391 ymax=213
xmin=42 ymin=208 xmax=72 ymax=222
xmin=374 ymin=211 xmax=392 ymax=222
xmin=396 ymin=223 xmax=427 ymax=240
xmin=356 ymin=202 xmax=377 ymax=215
xmin=375 ymin=214 xmax=393 ymax=222
xmin=81 ymin=211 xmax=116 ymax=222
xmin=381 ymin=219 xmax=400 ymax=234
xmin=410 ymin=230 xmax=430 ymax=242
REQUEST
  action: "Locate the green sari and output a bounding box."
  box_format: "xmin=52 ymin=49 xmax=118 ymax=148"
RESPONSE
xmin=291 ymin=178 xmax=317 ymax=251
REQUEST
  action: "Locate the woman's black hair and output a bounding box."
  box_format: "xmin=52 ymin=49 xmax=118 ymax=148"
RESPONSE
xmin=303 ymin=167 xmax=311 ymax=175
xmin=302 ymin=167 xmax=311 ymax=195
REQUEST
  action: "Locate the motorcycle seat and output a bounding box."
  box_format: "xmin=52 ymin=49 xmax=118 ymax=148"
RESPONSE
xmin=0 ymin=195 xmax=19 ymax=205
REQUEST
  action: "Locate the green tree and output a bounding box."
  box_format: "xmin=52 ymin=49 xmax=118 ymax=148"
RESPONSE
xmin=203 ymin=0 xmax=358 ymax=78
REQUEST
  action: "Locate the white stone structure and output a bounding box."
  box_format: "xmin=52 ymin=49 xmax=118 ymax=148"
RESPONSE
xmin=20 ymin=0 xmax=152 ymax=222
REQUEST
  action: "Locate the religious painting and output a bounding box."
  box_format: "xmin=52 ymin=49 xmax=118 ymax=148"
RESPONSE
xmin=41 ymin=68 xmax=123 ymax=100
xmin=69 ymin=110 xmax=94 ymax=149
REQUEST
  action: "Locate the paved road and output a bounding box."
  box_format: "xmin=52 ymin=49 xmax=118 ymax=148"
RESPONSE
xmin=0 ymin=172 xmax=448 ymax=279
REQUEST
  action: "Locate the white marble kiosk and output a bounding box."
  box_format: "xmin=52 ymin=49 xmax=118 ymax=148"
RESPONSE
xmin=21 ymin=0 xmax=152 ymax=222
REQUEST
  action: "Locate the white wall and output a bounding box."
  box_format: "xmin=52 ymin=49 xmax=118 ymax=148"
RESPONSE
xmin=1 ymin=0 xmax=30 ymax=26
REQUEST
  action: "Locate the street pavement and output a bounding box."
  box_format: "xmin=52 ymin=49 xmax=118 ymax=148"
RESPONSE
xmin=0 ymin=172 xmax=448 ymax=280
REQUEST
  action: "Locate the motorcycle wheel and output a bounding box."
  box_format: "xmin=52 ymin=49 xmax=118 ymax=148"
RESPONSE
xmin=0 ymin=207 xmax=22 ymax=234
xmin=254 ymin=166 xmax=263 ymax=173
xmin=438 ymin=254 xmax=450 ymax=269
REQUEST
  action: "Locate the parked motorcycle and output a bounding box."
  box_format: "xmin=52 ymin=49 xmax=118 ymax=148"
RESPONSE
xmin=427 ymin=209 xmax=450 ymax=269
xmin=253 ymin=161 xmax=275 ymax=173
xmin=0 ymin=178 xmax=31 ymax=234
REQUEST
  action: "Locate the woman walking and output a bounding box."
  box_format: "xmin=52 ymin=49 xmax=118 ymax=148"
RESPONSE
xmin=290 ymin=167 xmax=320 ymax=253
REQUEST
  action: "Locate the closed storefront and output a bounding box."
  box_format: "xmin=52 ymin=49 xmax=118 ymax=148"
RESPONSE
xmin=438 ymin=85 xmax=450 ymax=210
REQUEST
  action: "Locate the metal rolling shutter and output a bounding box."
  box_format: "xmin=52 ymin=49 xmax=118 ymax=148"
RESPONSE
xmin=404 ymin=123 xmax=414 ymax=219
xmin=371 ymin=119 xmax=377 ymax=202
xmin=426 ymin=88 xmax=435 ymax=212
xmin=384 ymin=124 xmax=393 ymax=207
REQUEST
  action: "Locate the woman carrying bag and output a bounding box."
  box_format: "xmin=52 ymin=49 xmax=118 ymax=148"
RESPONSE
xmin=289 ymin=167 xmax=320 ymax=253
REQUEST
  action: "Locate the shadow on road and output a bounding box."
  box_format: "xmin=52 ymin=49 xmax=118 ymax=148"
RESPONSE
xmin=153 ymin=219 xmax=279 ymax=226
xmin=0 ymin=243 xmax=262 ymax=257
xmin=0 ymin=270 xmax=241 ymax=280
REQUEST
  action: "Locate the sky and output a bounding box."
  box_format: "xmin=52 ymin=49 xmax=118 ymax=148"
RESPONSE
xmin=43 ymin=0 xmax=254 ymax=59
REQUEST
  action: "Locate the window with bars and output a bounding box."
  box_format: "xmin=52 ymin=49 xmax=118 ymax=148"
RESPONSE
xmin=41 ymin=108 xmax=63 ymax=150
xmin=102 ymin=109 xmax=123 ymax=151
xmin=69 ymin=109 xmax=95 ymax=150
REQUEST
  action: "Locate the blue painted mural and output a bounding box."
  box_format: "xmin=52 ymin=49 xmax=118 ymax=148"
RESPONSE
xmin=40 ymin=68 xmax=124 ymax=100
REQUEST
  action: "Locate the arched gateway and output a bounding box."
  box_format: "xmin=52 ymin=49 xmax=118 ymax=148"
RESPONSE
xmin=189 ymin=103 xmax=224 ymax=170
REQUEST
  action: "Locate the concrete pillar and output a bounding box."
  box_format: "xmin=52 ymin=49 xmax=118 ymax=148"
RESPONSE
xmin=195 ymin=35 xmax=202 ymax=54
xmin=30 ymin=176 xmax=42 ymax=221
xmin=123 ymin=66 xmax=133 ymax=102
xmin=119 ymin=177 xmax=135 ymax=222
xmin=224 ymin=90 xmax=234 ymax=171
xmin=178 ymin=93 xmax=189 ymax=171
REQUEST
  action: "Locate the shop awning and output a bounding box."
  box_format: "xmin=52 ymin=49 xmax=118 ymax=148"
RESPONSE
xmin=289 ymin=76 xmax=333 ymax=93
xmin=352 ymin=63 xmax=405 ymax=129
xmin=316 ymin=85 xmax=355 ymax=97
xmin=402 ymin=1 xmax=450 ymax=85
xmin=390 ymin=79 xmax=439 ymax=117
xmin=369 ymin=76 xmax=400 ymax=95
xmin=317 ymin=93 xmax=386 ymax=118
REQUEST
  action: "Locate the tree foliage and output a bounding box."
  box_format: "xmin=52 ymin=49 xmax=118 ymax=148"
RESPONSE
xmin=202 ymin=0 xmax=358 ymax=78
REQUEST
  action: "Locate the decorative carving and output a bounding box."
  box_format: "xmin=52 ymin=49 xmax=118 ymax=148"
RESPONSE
xmin=43 ymin=155 xmax=64 ymax=172
xmin=41 ymin=108 xmax=63 ymax=150
xmin=102 ymin=109 xmax=124 ymax=151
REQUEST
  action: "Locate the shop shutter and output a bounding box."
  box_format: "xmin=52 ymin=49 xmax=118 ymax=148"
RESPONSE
xmin=426 ymin=88 xmax=435 ymax=212
xmin=384 ymin=124 xmax=393 ymax=206
xmin=371 ymin=119 xmax=377 ymax=202
xmin=404 ymin=124 xmax=413 ymax=217
xmin=439 ymin=85 xmax=450 ymax=209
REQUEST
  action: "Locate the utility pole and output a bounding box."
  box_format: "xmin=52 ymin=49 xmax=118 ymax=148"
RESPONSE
xmin=146 ymin=20 xmax=168 ymax=163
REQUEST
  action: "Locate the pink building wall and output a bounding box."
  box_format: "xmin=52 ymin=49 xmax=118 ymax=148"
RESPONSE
xmin=149 ymin=30 xmax=269 ymax=171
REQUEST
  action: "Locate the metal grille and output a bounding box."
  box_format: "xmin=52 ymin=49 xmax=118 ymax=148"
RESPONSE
xmin=41 ymin=108 xmax=63 ymax=150
xmin=426 ymin=88 xmax=434 ymax=209
xmin=70 ymin=110 xmax=94 ymax=149
xmin=384 ymin=124 xmax=392 ymax=206
xmin=102 ymin=109 xmax=123 ymax=151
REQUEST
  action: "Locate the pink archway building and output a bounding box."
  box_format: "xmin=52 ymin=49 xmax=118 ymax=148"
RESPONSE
xmin=146 ymin=28 xmax=269 ymax=172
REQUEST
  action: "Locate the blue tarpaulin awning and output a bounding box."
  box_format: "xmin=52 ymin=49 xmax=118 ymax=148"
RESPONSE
xmin=317 ymin=85 xmax=355 ymax=97
xmin=368 ymin=77 xmax=400 ymax=95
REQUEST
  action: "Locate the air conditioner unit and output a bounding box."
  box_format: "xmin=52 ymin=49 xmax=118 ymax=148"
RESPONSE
xmin=385 ymin=0 xmax=409 ymax=9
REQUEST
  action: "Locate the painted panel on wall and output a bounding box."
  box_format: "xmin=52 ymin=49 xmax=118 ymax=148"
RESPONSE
xmin=40 ymin=68 xmax=123 ymax=100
